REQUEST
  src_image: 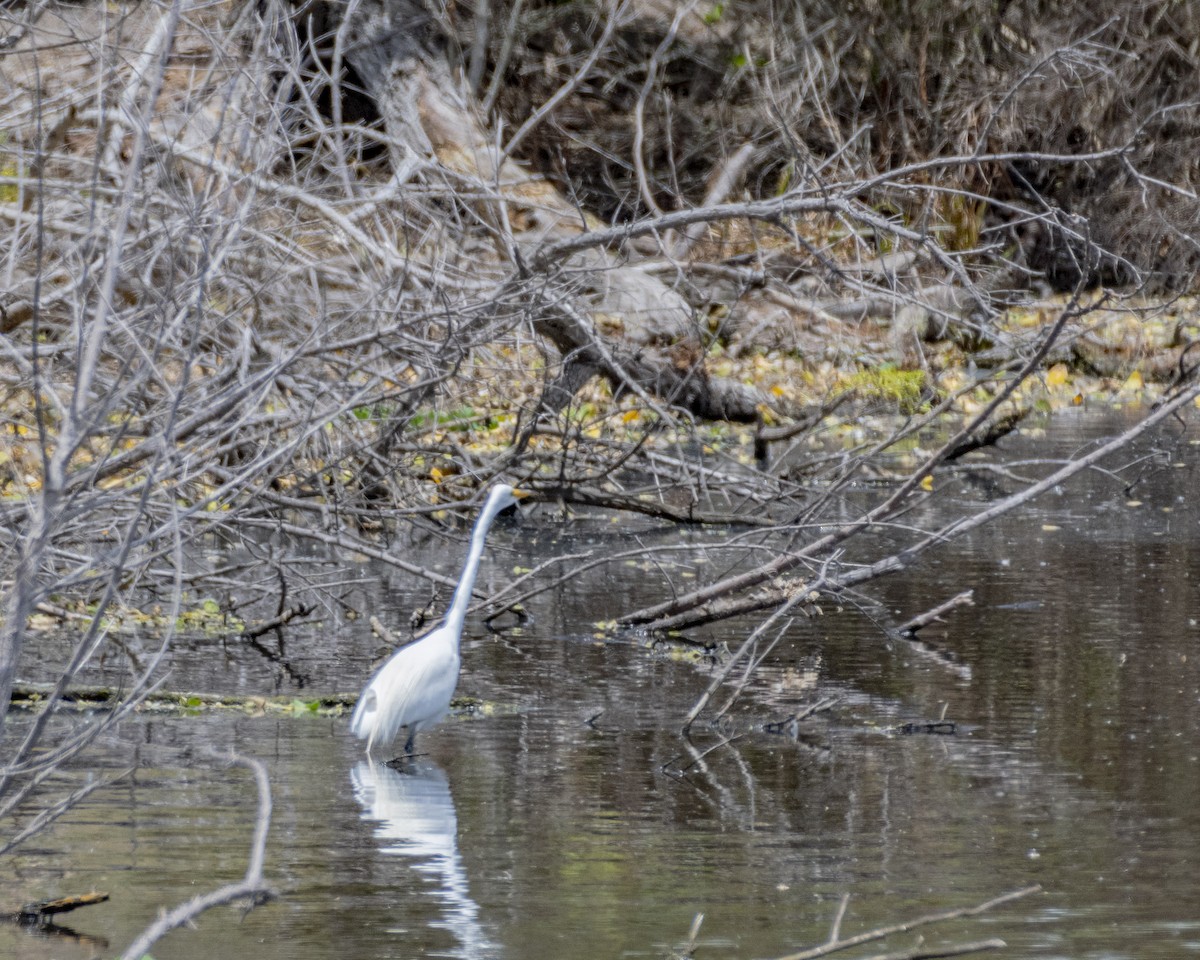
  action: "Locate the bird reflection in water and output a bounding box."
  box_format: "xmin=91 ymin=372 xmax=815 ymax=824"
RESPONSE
xmin=351 ymin=760 xmax=495 ymax=958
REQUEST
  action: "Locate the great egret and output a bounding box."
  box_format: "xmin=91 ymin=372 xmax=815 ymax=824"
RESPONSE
xmin=351 ymin=484 xmax=526 ymax=758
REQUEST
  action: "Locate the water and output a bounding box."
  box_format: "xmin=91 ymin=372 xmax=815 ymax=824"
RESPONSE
xmin=3 ymin=409 xmax=1199 ymax=959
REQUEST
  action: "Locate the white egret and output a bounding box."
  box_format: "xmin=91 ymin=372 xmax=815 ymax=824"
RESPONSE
xmin=351 ymin=484 xmax=526 ymax=758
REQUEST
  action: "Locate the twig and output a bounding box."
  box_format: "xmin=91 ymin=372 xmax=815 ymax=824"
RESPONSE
xmin=673 ymin=912 xmax=704 ymax=959
xmin=500 ymin=0 xmax=627 ymax=164
xmin=662 ymin=733 xmax=746 ymax=777
xmin=466 ymin=0 xmax=491 ymax=95
xmin=681 ymin=572 xmax=828 ymax=734
xmin=369 ymin=614 xmax=401 ymax=647
xmin=828 ymin=894 xmax=850 ymax=944
xmin=118 ymin=753 xmax=274 ymax=960
xmin=632 ymin=1 xmax=699 ymax=219
xmin=481 ymin=0 xmax=527 ymax=115
xmin=242 ymin=604 xmax=315 ymax=640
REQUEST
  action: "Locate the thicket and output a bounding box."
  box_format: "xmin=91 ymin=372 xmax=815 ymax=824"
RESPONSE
xmin=484 ymin=0 xmax=1200 ymax=290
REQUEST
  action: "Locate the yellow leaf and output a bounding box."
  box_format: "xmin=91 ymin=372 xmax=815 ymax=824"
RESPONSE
xmin=1122 ymin=370 xmax=1144 ymax=392
xmin=1072 ymin=392 xmax=1084 ymax=406
xmin=622 ymin=409 xmax=640 ymax=423
xmin=430 ymin=466 xmax=444 ymax=484
xmin=1046 ymin=363 xmax=1070 ymax=388
xmin=920 ymin=474 xmax=934 ymax=491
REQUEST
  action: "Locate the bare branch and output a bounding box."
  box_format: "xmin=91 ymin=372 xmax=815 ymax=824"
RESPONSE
xmin=118 ymin=753 xmax=274 ymax=960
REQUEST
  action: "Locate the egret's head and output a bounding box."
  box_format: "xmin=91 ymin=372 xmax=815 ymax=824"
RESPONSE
xmin=489 ymin=483 xmax=529 ymax=518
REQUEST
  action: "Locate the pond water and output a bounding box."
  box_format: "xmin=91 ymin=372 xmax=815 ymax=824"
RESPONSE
xmin=3 ymin=407 xmax=1199 ymax=959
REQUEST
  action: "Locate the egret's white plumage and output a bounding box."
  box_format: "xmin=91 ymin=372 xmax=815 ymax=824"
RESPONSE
xmin=351 ymin=484 xmax=523 ymax=757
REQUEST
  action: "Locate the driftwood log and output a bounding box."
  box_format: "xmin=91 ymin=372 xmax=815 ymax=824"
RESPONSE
xmin=6 ymin=892 xmax=109 ymax=926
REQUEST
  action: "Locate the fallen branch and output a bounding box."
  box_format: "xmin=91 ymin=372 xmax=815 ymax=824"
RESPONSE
xmin=944 ymin=410 xmax=1028 ymax=462
xmin=659 ymin=377 xmax=1199 ymax=633
xmin=6 ymin=892 xmax=109 ymax=925
xmin=242 ymin=603 xmax=315 ymax=640
xmin=532 ymin=147 xmax=1133 ymax=268
xmin=897 ymin=590 xmax=975 ymax=637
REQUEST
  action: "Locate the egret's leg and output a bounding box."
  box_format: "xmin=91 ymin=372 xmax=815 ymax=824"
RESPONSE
xmin=404 ymin=730 xmax=416 ymax=755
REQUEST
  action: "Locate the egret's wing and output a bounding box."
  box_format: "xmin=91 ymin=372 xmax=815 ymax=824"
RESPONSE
xmin=350 ymin=684 xmax=378 ymax=739
xmin=351 ymin=629 xmax=460 ymax=749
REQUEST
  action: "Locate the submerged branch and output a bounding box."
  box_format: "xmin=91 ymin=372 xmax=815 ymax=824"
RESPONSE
xmin=10 ymin=682 xmax=356 ymax=714
xmin=768 ymin=885 xmax=1042 ymax=960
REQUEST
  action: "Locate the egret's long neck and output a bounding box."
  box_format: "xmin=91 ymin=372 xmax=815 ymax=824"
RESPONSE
xmin=441 ymin=500 xmax=504 ymax=644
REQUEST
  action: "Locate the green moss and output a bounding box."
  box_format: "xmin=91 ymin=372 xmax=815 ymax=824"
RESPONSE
xmin=0 ymin=157 xmax=19 ymax=204
xmin=841 ymin=366 xmax=927 ymax=413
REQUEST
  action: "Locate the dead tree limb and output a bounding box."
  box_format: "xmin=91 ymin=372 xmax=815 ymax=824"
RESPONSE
xmin=897 ymin=591 xmax=975 ymax=637
xmin=615 ymin=292 xmax=1102 ymax=629
xmin=7 ymin=892 xmax=109 ymax=926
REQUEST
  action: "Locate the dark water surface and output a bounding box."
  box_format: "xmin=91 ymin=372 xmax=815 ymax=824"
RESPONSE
xmin=3 ymin=408 xmax=1199 ymax=959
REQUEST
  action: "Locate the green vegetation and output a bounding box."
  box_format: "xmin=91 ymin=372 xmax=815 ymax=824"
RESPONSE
xmin=841 ymin=366 xmax=928 ymax=414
